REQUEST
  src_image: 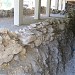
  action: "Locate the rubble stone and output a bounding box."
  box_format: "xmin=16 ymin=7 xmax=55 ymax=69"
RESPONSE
xmin=34 ymin=36 xmax=42 ymax=47
xmin=0 ymin=36 xmax=3 ymax=44
xmin=42 ymin=21 xmax=49 ymax=26
xmin=0 ymin=28 xmax=9 ymax=34
xmin=19 ymin=35 xmax=36 ymax=45
xmin=30 ymin=24 xmax=37 ymax=28
xmin=0 ymin=18 xmax=72 ymax=75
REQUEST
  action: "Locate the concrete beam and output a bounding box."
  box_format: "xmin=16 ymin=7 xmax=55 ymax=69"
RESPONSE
xmin=14 ymin=0 xmax=23 ymax=26
xmin=46 ymin=0 xmax=51 ymax=17
xmin=34 ymin=0 xmax=41 ymax=19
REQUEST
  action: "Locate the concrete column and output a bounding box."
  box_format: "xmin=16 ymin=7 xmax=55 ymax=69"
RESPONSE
xmin=61 ymin=0 xmax=63 ymax=10
xmin=34 ymin=0 xmax=41 ymax=19
xmin=14 ymin=0 xmax=23 ymax=26
xmin=58 ymin=0 xmax=62 ymax=10
xmin=55 ymin=0 xmax=59 ymax=9
xmin=57 ymin=0 xmax=59 ymax=10
xmin=46 ymin=0 xmax=51 ymax=17
xmin=62 ymin=0 xmax=66 ymax=10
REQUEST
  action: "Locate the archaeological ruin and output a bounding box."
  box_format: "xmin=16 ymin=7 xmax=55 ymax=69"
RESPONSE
xmin=0 ymin=0 xmax=75 ymax=75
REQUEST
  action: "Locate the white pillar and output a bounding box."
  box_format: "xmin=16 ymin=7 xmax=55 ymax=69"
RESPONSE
xmin=34 ymin=0 xmax=41 ymax=19
xmin=58 ymin=0 xmax=62 ymax=10
xmin=14 ymin=0 xmax=23 ymax=26
xmin=57 ymin=0 xmax=59 ymax=10
xmin=46 ymin=0 xmax=51 ymax=17
xmin=55 ymin=0 xmax=59 ymax=9
xmin=62 ymin=0 xmax=66 ymax=10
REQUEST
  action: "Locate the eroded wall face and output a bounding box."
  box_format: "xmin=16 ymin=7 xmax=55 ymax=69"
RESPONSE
xmin=0 ymin=18 xmax=74 ymax=75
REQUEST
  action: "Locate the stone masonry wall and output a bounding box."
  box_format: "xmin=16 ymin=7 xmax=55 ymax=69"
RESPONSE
xmin=0 ymin=18 xmax=74 ymax=75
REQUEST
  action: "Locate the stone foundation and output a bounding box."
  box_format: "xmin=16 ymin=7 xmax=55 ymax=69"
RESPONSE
xmin=0 ymin=18 xmax=74 ymax=75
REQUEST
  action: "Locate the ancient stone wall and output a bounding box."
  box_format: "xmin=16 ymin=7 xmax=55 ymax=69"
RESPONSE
xmin=0 ymin=18 xmax=74 ymax=75
xmin=0 ymin=7 xmax=46 ymax=17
